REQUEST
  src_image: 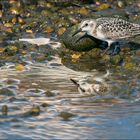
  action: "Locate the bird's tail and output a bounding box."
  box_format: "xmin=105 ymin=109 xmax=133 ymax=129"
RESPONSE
xmin=131 ymin=24 xmax=140 ymax=36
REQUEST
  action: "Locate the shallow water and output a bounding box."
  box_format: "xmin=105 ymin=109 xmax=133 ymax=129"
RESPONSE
xmin=0 ymin=55 xmax=140 ymax=139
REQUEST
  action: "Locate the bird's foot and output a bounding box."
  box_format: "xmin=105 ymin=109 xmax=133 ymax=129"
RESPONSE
xmin=101 ymin=42 xmax=121 ymax=56
xmin=109 ymin=43 xmax=121 ymax=56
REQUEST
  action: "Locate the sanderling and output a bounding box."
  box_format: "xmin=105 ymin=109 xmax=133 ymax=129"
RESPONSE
xmin=73 ymin=17 xmax=140 ymax=55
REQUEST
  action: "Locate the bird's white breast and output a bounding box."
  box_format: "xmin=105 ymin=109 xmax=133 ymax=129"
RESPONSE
xmin=96 ymin=25 xmax=106 ymax=40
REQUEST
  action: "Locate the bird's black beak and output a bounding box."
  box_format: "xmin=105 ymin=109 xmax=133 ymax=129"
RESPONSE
xmin=70 ymin=78 xmax=79 ymax=86
xmin=72 ymin=28 xmax=82 ymax=37
xmin=70 ymin=78 xmax=86 ymax=92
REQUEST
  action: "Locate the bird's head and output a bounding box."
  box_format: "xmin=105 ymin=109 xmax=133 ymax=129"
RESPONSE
xmin=72 ymin=19 xmax=96 ymax=36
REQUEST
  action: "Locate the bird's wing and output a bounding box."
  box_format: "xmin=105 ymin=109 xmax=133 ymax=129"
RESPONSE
xmin=96 ymin=18 xmax=140 ymax=40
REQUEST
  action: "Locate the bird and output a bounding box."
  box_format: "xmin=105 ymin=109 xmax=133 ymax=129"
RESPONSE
xmin=72 ymin=17 xmax=140 ymax=55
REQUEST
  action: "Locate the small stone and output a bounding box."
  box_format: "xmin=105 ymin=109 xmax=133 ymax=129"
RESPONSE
xmin=117 ymin=1 xmax=125 ymax=8
xmin=4 ymin=23 xmax=13 ymax=28
xmin=0 ymin=88 xmax=16 ymax=96
xmin=10 ymin=7 xmax=21 ymax=15
xmin=110 ymin=55 xmax=122 ymax=65
xmin=3 ymin=78 xmax=20 ymax=85
xmin=30 ymin=106 xmax=40 ymax=116
xmin=96 ymin=4 xmax=110 ymax=11
xmin=58 ymin=27 xmax=66 ymax=35
xmin=15 ymin=64 xmax=25 ymax=71
xmin=78 ymin=7 xmax=89 ymax=15
xmin=2 ymin=105 xmax=8 ymax=116
xmin=12 ymin=17 xmax=17 ymax=24
xmin=25 ymin=88 xmax=45 ymax=97
xmin=44 ymin=26 xmax=54 ymax=33
xmin=25 ymin=29 xmax=33 ymax=33
xmin=41 ymin=103 xmax=49 ymax=107
xmin=46 ymin=2 xmax=53 ymax=8
xmin=0 ymin=10 xmax=2 ymax=17
xmin=124 ymin=62 xmax=134 ymax=69
xmin=9 ymin=97 xmax=17 ymax=102
xmin=0 ymin=48 xmax=5 ymax=53
xmin=18 ymin=17 xmax=25 ymax=24
xmin=71 ymin=53 xmax=81 ymax=60
xmin=45 ymin=91 xmax=55 ymax=97
xmin=9 ymin=46 xmax=18 ymax=52
xmin=59 ymin=111 xmax=76 ymax=121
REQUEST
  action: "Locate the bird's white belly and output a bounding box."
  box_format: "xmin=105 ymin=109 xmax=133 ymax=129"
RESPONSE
xmin=95 ymin=28 xmax=114 ymax=45
xmin=96 ymin=31 xmax=106 ymax=40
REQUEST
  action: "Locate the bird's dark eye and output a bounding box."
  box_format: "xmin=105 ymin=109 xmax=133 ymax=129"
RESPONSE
xmin=85 ymin=23 xmax=88 ymax=26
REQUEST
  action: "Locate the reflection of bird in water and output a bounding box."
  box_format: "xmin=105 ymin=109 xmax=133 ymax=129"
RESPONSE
xmin=73 ymin=17 xmax=140 ymax=55
xmin=70 ymin=70 xmax=110 ymax=96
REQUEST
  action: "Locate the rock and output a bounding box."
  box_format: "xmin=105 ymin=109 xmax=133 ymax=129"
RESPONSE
xmin=25 ymin=88 xmax=46 ymax=97
xmin=45 ymin=91 xmax=55 ymax=97
xmin=1 ymin=105 xmax=8 ymax=116
xmin=0 ymin=88 xmax=16 ymax=96
xmin=60 ymin=25 xmax=103 ymax=52
xmin=41 ymin=103 xmax=49 ymax=107
xmin=117 ymin=1 xmax=126 ymax=8
xmin=59 ymin=111 xmax=76 ymax=121
xmin=23 ymin=106 xmax=41 ymax=117
xmin=29 ymin=106 xmax=40 ymax=116
xmin=110 ymin=55 xmax=123 ymax=65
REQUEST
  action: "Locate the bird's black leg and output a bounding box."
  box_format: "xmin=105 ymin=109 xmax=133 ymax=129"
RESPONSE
xmin=102 ymin=42 xmax=121 ymax=56
xmin=111 ymin=43 xmax=121 ymax=55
